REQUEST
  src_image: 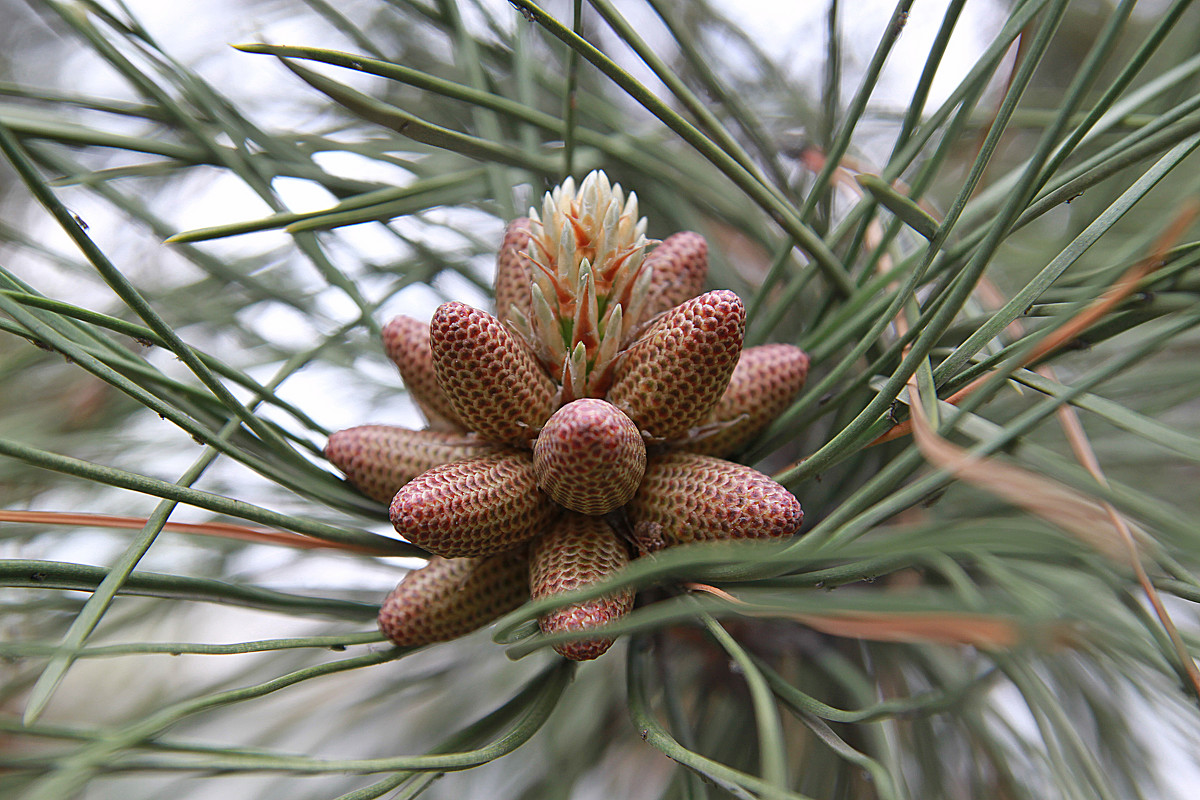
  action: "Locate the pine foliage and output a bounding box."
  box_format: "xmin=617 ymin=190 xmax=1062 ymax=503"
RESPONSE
xmin=3 ymin=1 xmax=1200 ymax=798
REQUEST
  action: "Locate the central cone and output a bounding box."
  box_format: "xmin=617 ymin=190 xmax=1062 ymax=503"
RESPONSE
xmin=533 ymin=398 xmax=646 ymax=515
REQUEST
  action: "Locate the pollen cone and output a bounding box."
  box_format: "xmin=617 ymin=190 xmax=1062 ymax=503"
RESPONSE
xmin=381 ymin=315 xmax=464 ymax=431
xmin=390 ymin=451 xmax=559 ymax=557
xmin=530 ymin=514 xmax=633 ymax=661
xmin=494 ymin=216 xmax=534 ymax=325
xmin=627 ymin=452 xmax=803 ymax=546
xmin=533 ymin=399 xmax=646 ymax=515
xmin=430 ymin=302 xmax=557 ymax=445
xmin=325 ymin=425 xmax=497 ymax=503
xmin=680 ymin=344 xmax=810 ymax=457
xmin=608 ymin=290 xmax=745 ymax=440
xmin=639 ymin=231 xmax=708 ymax=322
xmin=378 ymin=550 xmax=529 ymax=647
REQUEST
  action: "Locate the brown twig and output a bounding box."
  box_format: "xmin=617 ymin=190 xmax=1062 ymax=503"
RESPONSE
xmin=872 ymin=203 xmax=1199 ymax=445
xmin=684 ymin=582 xmax=1060 ymax=649
xmin=1045 ymin=365 xmax=1200 ymax=700
xmin=0 ymin=510 xmax=394 ymax=554
xmin=895 ymin=251 xmax=1200 ymax=698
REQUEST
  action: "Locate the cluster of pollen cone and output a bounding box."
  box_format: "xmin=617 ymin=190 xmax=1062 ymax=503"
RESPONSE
xmin=326 ymin=171 xmax=810 ymax=661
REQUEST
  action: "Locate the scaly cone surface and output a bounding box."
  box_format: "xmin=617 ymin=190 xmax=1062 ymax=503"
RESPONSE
xmin=325 ymin=426 xmax=496 ymax=503
xmin=533 ymin=399 xmax=645 ymax=515
xmin=607 ymin=290 xmax=746 ymax=440
xmin=494 ymin=216 xmax=534 ymax=326
xmin=627 ymin=452 xmax=804 ymax=546
xmin=639 ymin=231 xmax=709 ymax=320
xmin=390 ymin=451 xmax=559 ymax=557
xmin=429 ymin=302 xmax=557 ymax=445
xmin=378 ymin=550 xmax=530 ymax=647
xmin=382 ymin=316 xmax=466 ymax=431
xmin=680 ymin=344 xmax=810 ymax=457
xmin=324 ymin=170 xmax=809 ymax=659
xmin=530 ymin=513 xmax=633 ymax=661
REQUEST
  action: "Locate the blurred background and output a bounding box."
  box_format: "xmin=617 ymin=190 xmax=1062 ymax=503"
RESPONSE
xmin=4 ymin=1 xmax=1200 ymax=798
